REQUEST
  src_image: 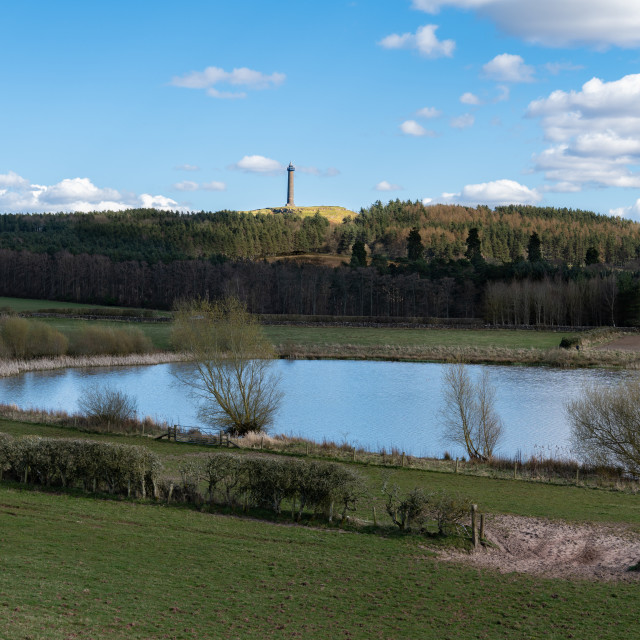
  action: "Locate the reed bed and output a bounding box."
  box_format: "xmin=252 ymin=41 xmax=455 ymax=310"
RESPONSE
xmin=0 ymin=352 xmax=189 ymax=378
xmin=275 ymin=342 xmax=640 ymax=368
xmin=0 ymin=402 xmax=168 ymax=436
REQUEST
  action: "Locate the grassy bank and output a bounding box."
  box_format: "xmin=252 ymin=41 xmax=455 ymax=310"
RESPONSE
xmin=2 ymin=415 xmax=640 ymax=639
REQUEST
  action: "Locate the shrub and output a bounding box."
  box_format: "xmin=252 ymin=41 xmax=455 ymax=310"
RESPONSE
xmin=1 ymin=317 xmax=29 ymax=358
xmin=68 ymin=325 xmax=152 ymax=356
xmin=78 ymin=386 xmax=138 ymax=427
xmin=383 ymin=483 xmax=474 ymax=535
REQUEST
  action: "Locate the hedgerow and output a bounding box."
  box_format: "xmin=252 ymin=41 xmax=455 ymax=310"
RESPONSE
xmin=0 ymin=432 xmax=160 ymax=497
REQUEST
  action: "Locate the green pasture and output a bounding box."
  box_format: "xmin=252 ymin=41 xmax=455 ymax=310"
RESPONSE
xmin=0 ymin=481 xmax=637 ymax=639
xmin=263 ymin=326 xmax=567 ymax=351
xmin=0 ymin=296 xmax=117 ymax=312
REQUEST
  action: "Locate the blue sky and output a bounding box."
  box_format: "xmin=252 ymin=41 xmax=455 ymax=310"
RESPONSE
xmin=2 ymin=0 xmax=640 ymax=218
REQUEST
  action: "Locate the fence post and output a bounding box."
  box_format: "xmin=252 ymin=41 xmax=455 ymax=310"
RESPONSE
xmin=306 ymin=443 xmax=309 ymax=456
xmin=471 ymin=504 xmax=478 ymax=548
xmin=401 ymin=452 xmax=405 ymax=467
xmin=261 ymin=436 xmax=264 ymax=451
xmin=479 ymin=513 xmax=485 ymax=542
xmin=219 ymin=430 xmax=223 ymax=446
xmin=455 ymin=458 xmax=459 ymax=474
xmin=373 ymin=506 xmax=377 ymax=527
xmin=352 ymin=449 xmax=356 ymax=462
xmin=226 ymin=433 xmax=230 ymax=448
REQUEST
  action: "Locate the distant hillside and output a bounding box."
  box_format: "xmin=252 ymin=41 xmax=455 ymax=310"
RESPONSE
xmin=0 ymin=201 xmax=638 ymax=266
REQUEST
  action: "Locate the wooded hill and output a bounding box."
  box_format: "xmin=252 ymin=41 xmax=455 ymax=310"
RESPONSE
xmin=1 ymin=201 xmax=639 ymax=265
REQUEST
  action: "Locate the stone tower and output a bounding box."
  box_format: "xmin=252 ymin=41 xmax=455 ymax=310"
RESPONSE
xmin=286 ymin=162 xmax=295 ymax=207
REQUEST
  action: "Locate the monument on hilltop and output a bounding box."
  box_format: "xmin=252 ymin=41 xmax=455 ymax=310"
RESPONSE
xmin=286 ymin=162 xmax=295 ymax=207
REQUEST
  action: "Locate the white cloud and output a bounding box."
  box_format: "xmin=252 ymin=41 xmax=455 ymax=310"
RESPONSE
xmin=545 ymin=62 xmax=583 ymax=75
xmin=416 ymin=106 xmax=441 ymax=118
xmin=527 ymin=74 xmax=640 ymax=189
xmin=174 ymin=164 xmax=200 ymax=172
xmin=439 ymin=179 xmax=541 ymax=206
xmin=230 ymin=155 xmax=284 ymax=175
xmin=483 ymin=54 xmax=534 ymax=83
xmin=460 ymin=92 xmax=481 ymax=105
xmin=400 ymin=120 xmax=432 ymax=136
xmin=298 ymin=166 xmax=341 ymax=177
xmin=610 ymin=199 xmax=640 ymax=220
xmin=375 ymin=181 xmax=403 ymax=191
xmin=379 ymin=24 xmax=455 ymax=58
xmin=174 ymin=180 xmax=226 ymax=192
xmin=450 ymin=113 xmax=475 ymax=129
xmin=0 ymin=171 xmax=29 ymax=188
xmin=0 ymin=172 xmax=184 ymax=213
xmin=422 ymin=197 xmax=433 ymax=205
xmin=411 ymin=1 xmax=640 ymax=48
xmin=170 ymin=66 xmax=285 ymax=99
xmin=495 ymin=85 xmax=510 ymax=102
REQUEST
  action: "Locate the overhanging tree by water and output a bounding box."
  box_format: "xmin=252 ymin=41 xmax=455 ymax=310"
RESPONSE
xmin=172 ymin=297 xmax=283 ymax=436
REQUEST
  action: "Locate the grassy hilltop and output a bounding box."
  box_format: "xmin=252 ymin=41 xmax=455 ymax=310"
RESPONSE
xmin=244 ymin=205 xmax=357 ymax=224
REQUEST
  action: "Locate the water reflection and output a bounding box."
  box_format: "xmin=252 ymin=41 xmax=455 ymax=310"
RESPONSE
xmin=0 ymin=361 xmax=632 ymax=459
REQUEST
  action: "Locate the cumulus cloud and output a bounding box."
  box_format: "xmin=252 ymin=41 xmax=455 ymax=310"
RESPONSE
xmin=379 ymin=24 xmax=455 ymax=58
xmin=170 ymin=66 xmax=285 ymax=99
xmin=400 ymin=120 xmax=433 ymax=136
xmin=610 ymin=199 xmax=640 ymax=220
xmin=460 ymin=92 xmax=481 ymax=105
xmin=375 ymin=181 xmax=403 ymax=191
xmin=411 ymin=0 xmax=640 ymax=48
xmin=450 ymin=113 xmax=475 ymax=129
xmin=174 ymin=164 xmax=200 ymax=172
xmin=439 ymin=179 xmax=541 ymax=206
xmin=416 ymin=106 xmax=441 ymax=118
xmin=483 ymin=54 xmax=534 ymax=83
xmin=0 ymin=172 xmax=184 ymax=213
xmin=174 ymin=180 xmax=226 ymax=192
xmin=230 ymin=155 xmax=284 ymax=175
xmin=527 ymin=73 xmax=640 ymax=189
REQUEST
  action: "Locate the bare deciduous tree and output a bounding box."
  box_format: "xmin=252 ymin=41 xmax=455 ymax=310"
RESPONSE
xmin=440 ymin=363 xmax=502 ymax=460
xmin=567 ymin=380 xmax=640 ymax=474
xmin=172 ymin=297 xmax=282 ymax=436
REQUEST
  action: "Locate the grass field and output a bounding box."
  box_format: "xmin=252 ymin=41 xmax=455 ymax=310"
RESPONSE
xmin=1 ymin=416 xmax=640 ymax=638
xmin=244 ymin=205 xmax=357 ymax=224
xmin=0 ymin=297 xmax=119 ymax=312
xmin=2 ymin=485 xmax=639 ymax=640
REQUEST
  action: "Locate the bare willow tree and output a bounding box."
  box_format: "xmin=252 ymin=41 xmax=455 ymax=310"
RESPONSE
xmin=567 ymin=379 xmax=640 ymax=474
xmin=172 ymin=297 xmax=283 ymax=436
xmin=440 ymin=363 xmax=502 ymax=460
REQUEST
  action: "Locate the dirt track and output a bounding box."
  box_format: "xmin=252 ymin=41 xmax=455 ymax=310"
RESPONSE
xmin=596 ymin=335 xmax=640 ymax=352
xmin=438 ymin=515 xmax=640 ymax=581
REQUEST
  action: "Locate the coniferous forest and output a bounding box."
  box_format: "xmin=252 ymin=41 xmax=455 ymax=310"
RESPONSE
xmin=2 ymin=201 xmax=640 ymax=326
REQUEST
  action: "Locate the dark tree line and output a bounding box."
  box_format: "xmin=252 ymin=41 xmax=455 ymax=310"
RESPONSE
xmin=1 ymin=248 xmax=639 ymax=325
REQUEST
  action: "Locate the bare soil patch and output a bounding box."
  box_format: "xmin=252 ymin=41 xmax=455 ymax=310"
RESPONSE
xmin=595 ymin=334 xmax=640 ymax=352
xmin=438 ymin=514 xmax=640 ymax=581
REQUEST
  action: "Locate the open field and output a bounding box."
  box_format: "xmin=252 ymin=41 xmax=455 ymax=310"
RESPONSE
xmin=1 ymin=418 xmax=640 ymax=638
xmin=0 ymin=297 xmax=119 ymax=312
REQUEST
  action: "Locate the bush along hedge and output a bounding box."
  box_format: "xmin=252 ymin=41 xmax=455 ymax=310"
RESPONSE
xmin=0 ymin=432 xmax=160 ymax=498
xmin=178 ymin=453 xmax=366 ymax=522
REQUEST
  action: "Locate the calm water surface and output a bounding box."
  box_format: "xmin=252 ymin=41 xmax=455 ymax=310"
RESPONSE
xmin=0 ymin=361 xmax=632 ymax=459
